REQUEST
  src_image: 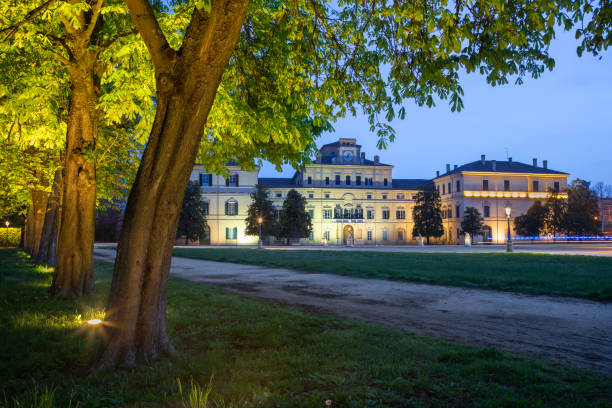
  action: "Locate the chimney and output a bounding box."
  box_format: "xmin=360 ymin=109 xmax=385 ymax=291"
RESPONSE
xmin=543 ymin=160 xmax=548 ymax=169
xmin=360 ymin=152 xmax=365 ymax=164
xmin=492 ymin=160 xmax=497 ymax=171
xmin=446 ymin=163 xmax=451 ymax=173
xmin=374 ymin=155 xmax=379 ymax=164
xmin=481 ymin=154 xmax=486 ymax=165
xmin=532 ymin=158 xmax=537 ymax=167
xmin=508 ymin=157 xmax=512 ymax=165
xmin=454 ymin=164 xmax=458 ymax=170
xmin=436 ymin=170 xmax=440 ymax=177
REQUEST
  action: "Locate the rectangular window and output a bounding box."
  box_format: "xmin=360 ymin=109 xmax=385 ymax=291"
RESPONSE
xmin=323 ymin=209 xmax=332 ymax=219
xmin=396 ymin=210 xmax=405 ymax=219
xmin=484 ymin=205 xmax=490 ymax=218
xmin=367 ymin=194 xmax=372 ymax=199
xmin=325 ymin=177 xmax=330 ymax=185
xmin=397 ymin=194 xmax=404 ymax=199
xmin=308 ymin=209 xmax=314 ymax=218
xmin=448 ymin=182 xmax=451 ymax=194
xmin=225 ymin=201 xmax=238 ymax=216
xmin=382 ymin=194 xmax=387 ymax=200
xmin=365 ymin=178 xmax=373 ymax=186
xmin=398 ymin=230 xmax=404 ymax=241
xmin=225 ymin=227 xmax=237 ymax=240
xmin=483 ymin=179 xmax=489 ymax=190
xmin=382 ymin=230 xmax=388 ymax=240
xmin=346 ymin=175 xmax=351 ymax=185
xmin=335 ymin=175 xmax=341 ymax=185
xmin=367 ymin=230 xmax=372 ymax=241
xmin=274 ymin=209 xmax=281 ymax=221
xmin=324 ymin=230 xmax=330 ymax=241
xmin=308 ymin=193 xmax=314 ymax=199
xmin=532 ymin=180 xmax=539 ymax=192
xmin=442 ymin=184 xmax=446 ymax=195
xmin=227 ymin=174 xmax=239 ymax=187
xmin=382 ymin=209 xmax=390 ymax=219
xmin=199 ymin=173 xmax=212 ymax=186
xmin=203 ymin=202 xmax=209 ymax=216
xmin=504 ymin=180 xmax=510 ymax=191
xmin=324 ymin=193 xmax=330 ymax=199
xmin=456 ymin=180 xmax=461 ymax=192
xmin=554 ymin=181 xmax=560 ymax=192
xmin=307 ymin=176 xmax=312 ymax=185
xmin=356 ymin=176 xmax=361 ymax=185
xmin=456 ymin=205 xmax=460 ymax=218
xmin=384 ymin=178 xmax=388 ymax=186
xmin=367 ymin=209 xmax=374 ymax=219
xmin=276 ymin=192 xmax=282 ymax=198
xmin=309 ymin=231 xmax=314 ymax=240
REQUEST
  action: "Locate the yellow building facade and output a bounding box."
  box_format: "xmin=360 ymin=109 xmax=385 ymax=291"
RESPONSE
xmin=190 ymin=138 xmax=569 ymax=245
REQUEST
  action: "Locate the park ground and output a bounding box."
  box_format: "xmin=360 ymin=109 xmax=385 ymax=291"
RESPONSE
xmin=2 ymin=248 xmax=612 ymax=407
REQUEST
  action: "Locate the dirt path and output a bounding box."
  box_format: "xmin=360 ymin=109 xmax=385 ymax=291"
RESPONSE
xmin=94 ymin=249 xmax=612 ymax=374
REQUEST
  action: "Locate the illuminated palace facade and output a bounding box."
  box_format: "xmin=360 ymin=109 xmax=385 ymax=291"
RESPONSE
xmin=190 ymin=138 xmax=569 ymax=245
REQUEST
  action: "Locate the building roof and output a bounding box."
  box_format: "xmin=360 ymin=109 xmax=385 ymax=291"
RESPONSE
xmin=318 ymin=157 xmax=392 ymax=166
xmin=320 ymin=141 xmax=362 ymax=149
xmin=437 ymin=160 xmax=568 ymax=178
xmin=392 ymin=179 xmax=433 ymax=190
xmin=258 ymin=178 xmax=296 ymax=188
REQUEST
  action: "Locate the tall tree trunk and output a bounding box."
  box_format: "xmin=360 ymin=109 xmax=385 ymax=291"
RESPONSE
xmin=92 ymin=0 xmax=249 ymax=370
xmin=51 ymin=54 xmax=98 ymax=298
xmin=24 ymin=174 xmax=50 ymax=258
xmin=35 ymin=167 xmax=62 ymax=266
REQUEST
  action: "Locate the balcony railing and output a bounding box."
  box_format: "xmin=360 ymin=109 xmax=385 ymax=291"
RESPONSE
xmin=463 ymin=191 xmax=568 ymax=199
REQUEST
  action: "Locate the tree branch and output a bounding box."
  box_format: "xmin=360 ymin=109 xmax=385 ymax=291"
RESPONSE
xmin=84 ymin=0 xmax=104 ymax=41
xmin=124 ymin=0 xmax=175 ymax=71
xmin=0 ymin=0 xmax=57 ymax=41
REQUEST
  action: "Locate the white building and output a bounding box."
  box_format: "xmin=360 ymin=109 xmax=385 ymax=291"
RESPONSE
xmin=189 ymin=138 xmax=569 ymax=245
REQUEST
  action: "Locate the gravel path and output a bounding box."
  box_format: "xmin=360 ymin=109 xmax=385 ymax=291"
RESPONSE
xmin=94 ymin=248 xmax=612 ymax=374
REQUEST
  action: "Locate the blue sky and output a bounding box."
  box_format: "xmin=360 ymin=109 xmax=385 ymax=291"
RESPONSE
xmin=259 ymin=29 xmax=612 ymax=186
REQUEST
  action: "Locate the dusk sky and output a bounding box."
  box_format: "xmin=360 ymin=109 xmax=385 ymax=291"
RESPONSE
xmin=259 ymin=29 xmax=612 ymax=186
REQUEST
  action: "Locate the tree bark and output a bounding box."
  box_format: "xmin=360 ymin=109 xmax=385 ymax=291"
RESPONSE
xmin=51 ymin=50 xmax=98 ymax=298
xmin=92 ymin=0 xmax=249 ymax=370
xmin=24 ymin=173 xmax=50 ymax=258
xmin=35 ymin=166 xmax=62 ymax=266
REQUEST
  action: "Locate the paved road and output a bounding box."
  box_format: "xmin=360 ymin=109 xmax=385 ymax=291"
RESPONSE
xmin=94 ymin=248 xmax=612 ymax=374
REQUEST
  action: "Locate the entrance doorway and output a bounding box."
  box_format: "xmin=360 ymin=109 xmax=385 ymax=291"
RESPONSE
xmin=343 ymin=225 xmax=354 ymax=245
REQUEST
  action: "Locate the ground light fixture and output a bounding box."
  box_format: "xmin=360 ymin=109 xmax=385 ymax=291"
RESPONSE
xmin=87 ymin=319 xmax=102 ymax=325
xmin=505 ymin=205 xmax=513 ymax=253
xmin=4 ymin=220 xmax=9 ymax=247
xmin=257 ymin=216 xmax=263 ymax=249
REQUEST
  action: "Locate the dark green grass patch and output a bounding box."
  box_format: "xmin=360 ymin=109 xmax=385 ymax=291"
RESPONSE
xmin=172 ymin=248 xmax=612 ymax=301
xmin=1 ymin=249 xmax=610 ymax=407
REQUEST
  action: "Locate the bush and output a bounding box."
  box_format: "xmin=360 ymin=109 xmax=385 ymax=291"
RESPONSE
xmin=1 ymin=228 xmax=21 ymax=247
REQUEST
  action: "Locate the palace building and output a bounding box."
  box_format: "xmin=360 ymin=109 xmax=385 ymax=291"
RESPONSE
xmin=190 ymin=137 xmax=569 ymax=245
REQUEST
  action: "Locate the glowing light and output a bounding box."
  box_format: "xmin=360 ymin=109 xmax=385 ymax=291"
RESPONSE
xmin=519 ymin=193 xmax=527 ymax=198
xmin=504 ymin=192 xmax=511 ymax=198
xmin=474 ymin=192 xmax=481 ymax=197
xmin=496 ymin=192 xmax=503 ymax=198
xmin=505 ymin=206 xmax=512 ymax=217
xmin=4 ymin=221 xmax=8 ymax=227
xmin=511 ymin=193 xmax=519 ymax=198
xmin=464 ymin=191 xmax=473 ymax=197
xmin=482 ymin=192 xmax=489 ymax=197
xmin=87 ymin=319 xmax=102 ymax=325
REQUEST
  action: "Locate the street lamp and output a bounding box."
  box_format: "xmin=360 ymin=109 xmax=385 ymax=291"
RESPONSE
xmin=4 ymin=220 xmax=9 ymax=247
xmin=504 ymin=205 xmax=513 ymax=253
xmin=257 ymin=216 xmax=263 ymax=248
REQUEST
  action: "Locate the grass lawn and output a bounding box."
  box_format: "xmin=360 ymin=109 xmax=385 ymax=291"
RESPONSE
xmin=1 ymin=249 xmax=610 ymax=407
xmin=172 ymin=248 xmax=612 ymax=301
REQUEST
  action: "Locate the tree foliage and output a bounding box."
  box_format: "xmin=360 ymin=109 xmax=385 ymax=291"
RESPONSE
xmin=278 ymin=189 xmax=312 ymax=241
xmin=565 ymin=179 xmax=599 ymax=235
xmin=245 ymin=184 xmax=278 ymax=239
xmin=412 ymin=186 xmax=444 ymax=243
xmin=514 ymin=200 xmax=547 ymax=237
xmin=460 ymin=207 xmax=484 ymax=237
xmin=176 ymin=181 xmax=209 ymax=244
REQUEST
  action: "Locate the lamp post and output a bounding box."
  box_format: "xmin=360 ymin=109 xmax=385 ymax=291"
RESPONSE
xmin=4 ymin=220 xmax=9 ymax=247
xmin=257 ymin=216 xmax=263 ymax=249
xmin=504 ymin=205 xmax=513 ymax=253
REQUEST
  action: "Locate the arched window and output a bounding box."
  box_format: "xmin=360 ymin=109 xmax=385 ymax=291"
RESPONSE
xmin=225 ymin=199 xmax=238 ymax=216
xmin=355 ymin=205 xmax=363 ymax=219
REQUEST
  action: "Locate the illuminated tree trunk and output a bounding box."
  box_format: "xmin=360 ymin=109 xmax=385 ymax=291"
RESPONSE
xmin=24 ymin=172 xmax=49 ymax=258
xmin=35 ymin=167 xmax=62 ymax=266
xmin=92 ymin=0 xmax=249 ymax=370
xmin=51 ymin=51 xmax=98 ymax=298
